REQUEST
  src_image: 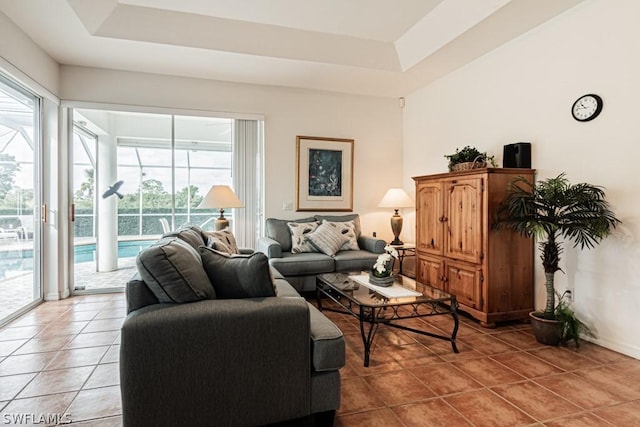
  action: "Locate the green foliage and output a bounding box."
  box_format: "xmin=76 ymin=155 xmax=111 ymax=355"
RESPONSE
xmin=74 ymin=169 xmax=95 ymax=209
xmin=72 ymin=174 xmax=210 ymax=236
xmin=175 ymin=185 xmax=203 ymax=208
xmin=495 ymin=173 xmax=620 ymax=325
xmin=444 ymin=145 xmax=497 ymax=171
xmin=0 ymin=153 xmax=19 ymax=200
xmin=555 ymin=292 xmax=595 ymax=347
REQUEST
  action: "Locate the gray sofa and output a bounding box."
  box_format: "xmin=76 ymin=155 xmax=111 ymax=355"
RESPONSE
xmin=120 ymin=225 xmax=345 ymax=427
xmin=257 ymin=214 xmax=387 ymax=292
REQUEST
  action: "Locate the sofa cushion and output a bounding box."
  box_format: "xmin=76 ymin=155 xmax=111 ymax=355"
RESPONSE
xmin=324 ymin=220 xmax=359 ymax=251
xmin=125 ymin=273 xmax=159 ymax=314
xmin=162 ymin=226 xmax=206 ymax=250
xmin=314 ymin=214 xmax=361 ymax=237
xmin=308 ymin=304 xmax=345 ymax=371
xmin=136 ymin=237 xmax=215 ymax=303
xmin=333 ymin=250 xmax=380 ymax=272
xmin=265 ymin=217 xmax=316 ymax=252
xmin=203 ymin=229 xmax=240 ymax=254
xmin=273 ymin=278 xmax=301 ymax=298
xmin=287 ymin=221 xmax=320 ymax=253
xmin=307 ymin=220 xmax=348 ymax=256
xmin=199 ymin=247 xmax=276 ymax=299
xmin=268 ymin=252 xmax=334 ymax=277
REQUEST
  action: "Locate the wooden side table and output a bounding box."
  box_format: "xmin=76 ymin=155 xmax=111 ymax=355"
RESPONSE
xmin=390 ymin=243 xmax=416 ymax=277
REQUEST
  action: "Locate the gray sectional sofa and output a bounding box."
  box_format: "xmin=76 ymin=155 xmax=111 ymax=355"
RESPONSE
xmin=120 ymin=225 xmax=345 ymax=427
xmin=257 ymin=214 xmax=387 ymax=292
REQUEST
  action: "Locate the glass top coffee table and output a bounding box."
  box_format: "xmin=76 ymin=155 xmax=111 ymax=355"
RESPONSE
xmin=316 ymin=272 xmax=459 ymax=367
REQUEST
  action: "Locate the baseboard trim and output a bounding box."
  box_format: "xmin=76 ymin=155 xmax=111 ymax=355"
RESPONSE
xmin=583 ymin=336 xmax=640 ymax=360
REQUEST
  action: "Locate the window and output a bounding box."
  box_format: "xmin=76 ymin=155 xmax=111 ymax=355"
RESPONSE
xmin=0 ymin=73 xmax=41 ymax=321
xmin=71 ymin=108 xmax=263 ymax=292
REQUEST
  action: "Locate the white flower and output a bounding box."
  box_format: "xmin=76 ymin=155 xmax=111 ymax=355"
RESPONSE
xmin=373 ymin=246 xmax=398 ymax=274
xmin=384 ymin=245 xmax=399 ymax=258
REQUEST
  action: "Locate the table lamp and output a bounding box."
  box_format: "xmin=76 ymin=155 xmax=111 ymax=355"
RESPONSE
xmin=378 ymin=188 xmax=414 ymax=245
xmin=198 ymin=185 xmax=244 ymax=231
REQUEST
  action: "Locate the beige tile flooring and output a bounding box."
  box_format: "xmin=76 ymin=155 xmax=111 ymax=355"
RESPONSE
xmin=0 ymin=260 xmax=133 ymax=322
xmin=1 ymin=293 xmax=639 ymax=426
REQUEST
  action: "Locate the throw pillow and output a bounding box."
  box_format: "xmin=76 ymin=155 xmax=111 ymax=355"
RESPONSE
xmin=324 ymin=220 xmax=359 ymax=251
xmin=202 ymin=229 xmax=240 ymax=254
xmin=315 ymin=214 xmax=362 ymax=236
xmin=136 ymin=237 xmax=216 ymax=303
xmin=287 ymin=221 xmax=320 ymax=253
xmin=199 ymin=247 xmax=276 ymax=299
xmin=265 ymin=217 xmax=316 ymax=252
xmin=306 ymin=220 xmax=348 ymax=257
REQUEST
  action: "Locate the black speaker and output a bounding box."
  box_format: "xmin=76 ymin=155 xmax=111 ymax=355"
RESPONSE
xmin=503 ymin=142 xmax=531 ymax=168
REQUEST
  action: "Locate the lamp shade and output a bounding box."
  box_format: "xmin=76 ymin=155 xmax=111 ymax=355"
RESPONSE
xmin=198 ymin=185 xmax=244 ymax=209
xmin=378 ymin=188 xmax=414 ymax=208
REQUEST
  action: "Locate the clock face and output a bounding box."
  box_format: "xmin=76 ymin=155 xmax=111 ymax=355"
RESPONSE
xmin=572 ymin=94 xmax=603 ymax=122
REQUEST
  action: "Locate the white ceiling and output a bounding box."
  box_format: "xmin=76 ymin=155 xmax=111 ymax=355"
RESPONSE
xmin=0 ymin=0 xmax=585 ymax=97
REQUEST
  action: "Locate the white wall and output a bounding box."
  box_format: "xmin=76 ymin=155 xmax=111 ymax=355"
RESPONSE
xmin=60 ymin=66 xmax=404 ymax=241
xmin=0 ymin=12 xmax=59 ymax=96
xmin=403 ymin=0 xmax=640 ymax=357
xmin=1 ymin=11 xmax=64 ymax=300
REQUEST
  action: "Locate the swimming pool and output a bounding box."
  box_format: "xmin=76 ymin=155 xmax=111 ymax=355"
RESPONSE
xmin=74 ymin=239 xmax=155 ymax=263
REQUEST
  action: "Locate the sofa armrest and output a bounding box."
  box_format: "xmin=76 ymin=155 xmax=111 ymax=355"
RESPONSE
xmin=358 ymin=235 xmax=386 ymax=254
xmin=120 ymin=298 xmax=311 ymax=426
xmin=257 ymin=236 xmax=282 ymax=258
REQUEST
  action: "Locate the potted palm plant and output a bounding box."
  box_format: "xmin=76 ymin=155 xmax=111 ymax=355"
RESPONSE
xmin=495 ymin=173 xmax=620 ymax=346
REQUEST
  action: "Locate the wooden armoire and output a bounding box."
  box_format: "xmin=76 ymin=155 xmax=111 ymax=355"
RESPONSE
xmin=413 ymin=168 xmax=535 ymax=326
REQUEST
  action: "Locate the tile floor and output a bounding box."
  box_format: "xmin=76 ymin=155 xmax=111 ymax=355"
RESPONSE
xmin=0 ymin=293 xmax=639 ymax=426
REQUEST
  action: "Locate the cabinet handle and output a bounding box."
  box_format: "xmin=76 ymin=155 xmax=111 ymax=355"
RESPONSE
xmin=440 ymin=216 xmax=448 ymax=222
xmin=430 ymin=238 xmax=435 ymax=247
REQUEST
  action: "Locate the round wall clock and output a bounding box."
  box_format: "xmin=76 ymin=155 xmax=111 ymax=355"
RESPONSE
xmin=571 ymin=94 xmax=603 ymax=122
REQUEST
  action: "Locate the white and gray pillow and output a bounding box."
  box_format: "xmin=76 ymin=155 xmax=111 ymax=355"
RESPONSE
xmin=202 ymin=229 xmax=240 ymax=254
xmin=307 ymin=220 xmax=349 ymax=256
xmin=323 ymin=220 xmax=359 ymax=251
xmin=287 ymin=221 xmax=320 ymax=253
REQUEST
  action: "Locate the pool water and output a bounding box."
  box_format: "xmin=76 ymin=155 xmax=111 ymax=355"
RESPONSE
xmin=0 ymin=239 xmax=155 ymax=279
xmin=74 ymin=240 xmax=155 ymax=263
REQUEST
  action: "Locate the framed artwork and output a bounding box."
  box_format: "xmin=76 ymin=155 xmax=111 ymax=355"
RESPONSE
xmin=296 ymin=136 xmax=354 ymax=212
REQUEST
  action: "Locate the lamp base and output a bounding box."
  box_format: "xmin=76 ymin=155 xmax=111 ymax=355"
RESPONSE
xmin=390 ymin=211 xmax=404 ymax=247
xmin=215 ymin=208 xmax=229 ymax=231
xmin=214 ymin=218 xmax=229 ymax=231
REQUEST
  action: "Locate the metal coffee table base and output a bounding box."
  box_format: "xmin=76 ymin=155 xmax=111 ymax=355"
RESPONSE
xmin=317 ymin=285 xmax=459 ymax=367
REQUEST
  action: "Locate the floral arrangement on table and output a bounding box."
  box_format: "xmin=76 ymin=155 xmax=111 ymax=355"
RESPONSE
xmin=369 ymin=245 xmax=399 ymax=286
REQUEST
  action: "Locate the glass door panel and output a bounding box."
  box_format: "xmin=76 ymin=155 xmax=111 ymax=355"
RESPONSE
xmin=174 ymin=116 xmax=232 ymax=231
xmin=0 ymin=75 xmax=40 ymax=322
xmin=71 ymin=125 xmax=97 ymax=291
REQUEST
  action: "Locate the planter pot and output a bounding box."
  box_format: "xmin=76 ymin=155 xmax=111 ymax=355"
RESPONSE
xmin=369 ymin=271 xmax=394 ymax=287
xmin=529 ymin=311 xmax=561 ymax=346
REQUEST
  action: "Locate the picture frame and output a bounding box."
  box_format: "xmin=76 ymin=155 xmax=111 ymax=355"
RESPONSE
xmin=296 ymin=136 xmax=354 ymax=212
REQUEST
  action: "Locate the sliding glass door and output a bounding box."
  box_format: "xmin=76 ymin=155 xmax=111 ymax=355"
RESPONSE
xmin=71 ymin=124 xmax=97 ymax=291
xmin=70 ymin=108 xmax=259 ymax=293
xmin=0 ymin=75 xmax=41 ymax=322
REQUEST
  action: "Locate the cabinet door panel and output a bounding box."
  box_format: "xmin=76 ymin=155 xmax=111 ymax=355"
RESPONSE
xmin=416 ymin=182 xmax=443 ymax=256
xmin=445 ymin=178 xmax=483 ymax=263
xmin=417 ymin=255 xmax=444 ymax=291
xmin=446 ymin=260 xmax=482 ymax=310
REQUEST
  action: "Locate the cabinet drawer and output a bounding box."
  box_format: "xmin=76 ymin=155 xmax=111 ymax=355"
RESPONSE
xmin=445 ymin=260 xmax=482 ymax=310
xmin=416 ymin=255 xmax=444 ymax=290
